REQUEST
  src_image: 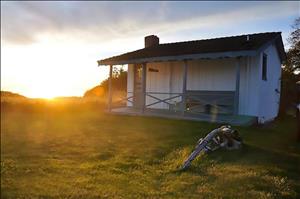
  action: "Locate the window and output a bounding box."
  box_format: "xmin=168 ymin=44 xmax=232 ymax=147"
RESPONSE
xmin=262 ymin=53 xmax=267 ymax=81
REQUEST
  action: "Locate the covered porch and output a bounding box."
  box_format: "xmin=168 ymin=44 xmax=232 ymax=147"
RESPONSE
xmin=103 ymin=56 xmax=257 ymax=126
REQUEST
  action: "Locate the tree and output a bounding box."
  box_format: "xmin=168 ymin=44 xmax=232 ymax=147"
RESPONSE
xmin=286 ymin=17 xmax=300 ymax=73
xmin=84 ymin=66 xmax=127 ymax=98
xmin=280 ymin=17 xmax=300 ymax=115
xmin=100 ymin=66 xmax=128 ymax=94
xmin=83 ymin=85 xmax=105 ymax=98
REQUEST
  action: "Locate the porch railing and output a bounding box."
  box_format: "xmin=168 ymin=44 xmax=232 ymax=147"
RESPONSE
xmin=185 ymin=91 xmax=235 ymax=114
xmin=145 ymin=92 xmax=182 ymax=110
xmin=111 ymin=91 xmax=134 ymax=108
xmin=110 ymin=91 xmax=235 ymax=115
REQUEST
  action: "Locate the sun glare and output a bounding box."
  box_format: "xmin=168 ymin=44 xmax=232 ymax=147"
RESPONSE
xmin=23 ymin=82 xmax=62 ymax=99
xmin=32 ymin=90 xmax=57 ymax=100
xmin=2 ymin=35 xmax=109 ymax=99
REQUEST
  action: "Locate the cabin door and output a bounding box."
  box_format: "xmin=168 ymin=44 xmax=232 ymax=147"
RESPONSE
xmin=133 ymin=64 xmax=143 ymax=109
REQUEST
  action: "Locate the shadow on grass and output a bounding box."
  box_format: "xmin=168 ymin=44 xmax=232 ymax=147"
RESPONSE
xmin=180 ymin=144 xmax=300 ymax=194
xmin=180 ymin=145 xmax=299 ymax=175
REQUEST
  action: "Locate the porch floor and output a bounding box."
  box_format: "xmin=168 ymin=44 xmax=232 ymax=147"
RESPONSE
xmin=109 ymin=107 xmax=257 ymax=126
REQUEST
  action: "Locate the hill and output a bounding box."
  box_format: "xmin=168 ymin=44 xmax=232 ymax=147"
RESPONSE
xmin=1 ymin=91 xmax=27 ymax=99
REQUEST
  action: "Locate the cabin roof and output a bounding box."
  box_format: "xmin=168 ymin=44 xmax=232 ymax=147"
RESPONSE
xmin=98 ymin=32 xmax=286 ymax=65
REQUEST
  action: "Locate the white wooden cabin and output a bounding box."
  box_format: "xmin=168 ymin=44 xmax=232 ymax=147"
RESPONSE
xmin=98 ymin=32 xmax=286 ymax=125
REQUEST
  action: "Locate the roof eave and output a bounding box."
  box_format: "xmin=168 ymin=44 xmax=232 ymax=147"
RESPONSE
xmin=98 ymin=50 xmax=257 ymax=66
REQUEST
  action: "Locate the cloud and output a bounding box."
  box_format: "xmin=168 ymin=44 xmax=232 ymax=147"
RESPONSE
xmin=1 ymin=1 xmax=299 ymax=45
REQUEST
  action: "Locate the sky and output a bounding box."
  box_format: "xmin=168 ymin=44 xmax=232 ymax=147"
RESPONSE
xmin=1 ymin=1 xmax=299 ymax=98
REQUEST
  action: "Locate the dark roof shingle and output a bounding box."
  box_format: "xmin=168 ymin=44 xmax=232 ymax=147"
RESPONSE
xmin=98 ymin=32 xmax=285 ymax=65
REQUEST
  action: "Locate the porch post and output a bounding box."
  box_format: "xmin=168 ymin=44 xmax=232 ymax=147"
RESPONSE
xmin=141 ymin=63 xmax=147 ymax=113
xmin=182 ymin=60 xmax=188 ymax=115
xmin=234 ymin=58 xmax=240 ymax=115
xmin=108 ymin=64 xmax=113 ymax=112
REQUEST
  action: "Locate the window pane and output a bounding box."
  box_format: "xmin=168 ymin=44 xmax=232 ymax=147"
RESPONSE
xmin=262 ymin=53 xmax=267 ymax=81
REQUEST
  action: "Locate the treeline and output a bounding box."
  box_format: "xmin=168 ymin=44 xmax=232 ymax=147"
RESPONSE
xmin=279 ymin=17 xmax=300 ymax=115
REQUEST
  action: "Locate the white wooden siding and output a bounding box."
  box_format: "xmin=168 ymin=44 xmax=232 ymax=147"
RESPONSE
xmin=187 ymin=59 xmax=236 ymax=91
xmin=146 ymin=62 xmax=171 ymax=109
xmin=238 ymin=56 xmax=261 ymax=117
xmin=257 ymin=44 xmax=282 ymax=122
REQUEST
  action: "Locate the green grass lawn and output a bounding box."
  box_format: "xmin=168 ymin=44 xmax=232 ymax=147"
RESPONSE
xmin=1 ymin=100 xmax=300 ymax=198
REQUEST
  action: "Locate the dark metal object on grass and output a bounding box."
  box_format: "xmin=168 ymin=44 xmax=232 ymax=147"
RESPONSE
xmin=181 ymin=125 xmax=242 ymax=170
